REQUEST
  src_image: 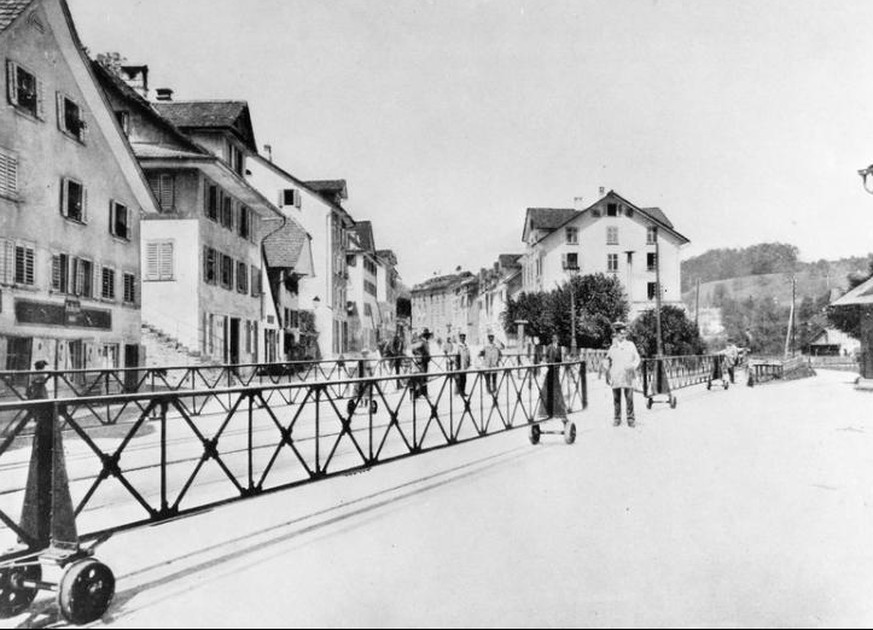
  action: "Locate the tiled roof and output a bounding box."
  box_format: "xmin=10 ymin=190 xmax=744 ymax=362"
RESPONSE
xmin=349 ymin=221 xmax=374 ymax=252
xmin=498 ymin=253 xmax=522 ymax=269
xmin=412 ymin=272 xmax=474 ymax=293
xmin=832 ymin=275 xmax=873 ymax=307
xmin=153 ymin=100 xmax=247 ymax=129
xmin=527 ymin=208 xmax=579 ymax=230
xmin=640 ymin=207 xmax=674 ymax=229
xmin=263 ymin=219 xmax=309 ymax=269
xmin=0 ymin=0 xmax=33 ymax=33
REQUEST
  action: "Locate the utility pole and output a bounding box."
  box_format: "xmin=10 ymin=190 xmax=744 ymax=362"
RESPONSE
xmin=654 ymin=227 xmax=664 ymax=357
xmin=695 ymin=278 xmax=701 ymax=329
xmin=569 ymin=279 xmax=577 ymax=357
xmin=784 ymin=273 xmax=796 ymax=357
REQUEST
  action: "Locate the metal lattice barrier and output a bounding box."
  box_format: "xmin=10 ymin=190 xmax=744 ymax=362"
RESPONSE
xmin=0 ymin=360 xmax=586 ymax=623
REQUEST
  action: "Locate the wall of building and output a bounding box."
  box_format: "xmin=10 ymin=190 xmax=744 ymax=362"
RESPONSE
xmin=1 ymin=2 xmax=144 ymax=371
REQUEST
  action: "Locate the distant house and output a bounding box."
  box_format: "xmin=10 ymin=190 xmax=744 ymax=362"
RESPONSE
xmin=806 ymin=327 xmax=860 ymax=357
xmin=1 ymin=0 xmax=160 ymax=373
xmin=478 ymin=254 xmax=523 ymax=346
xmin=831 ymin=276 xmax=873 ymax=380
xmin=521 ymin=190 xmax=689 ymax=319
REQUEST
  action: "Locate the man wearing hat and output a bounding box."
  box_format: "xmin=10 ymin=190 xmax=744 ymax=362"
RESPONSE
xmin=480 ymin=331 xmax=502 ymax=396
xmin=26 ymin=360 xmax=50 ymax=399
xmin=455 ymin=333 xmax=472 ymax=397
xmin=605 ymin=321 xmax=640 ymax=427
xmin=411 ymin=328 xmax=432 ymax=398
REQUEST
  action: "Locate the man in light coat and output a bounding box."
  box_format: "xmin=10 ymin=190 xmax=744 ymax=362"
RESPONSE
xmin=455 ymin=333 xmax=472 ymax=397
xmin=606 ymin=321 xmax=641 ymax=427
xmin=480 ymin=333 xmax=502 ymax=395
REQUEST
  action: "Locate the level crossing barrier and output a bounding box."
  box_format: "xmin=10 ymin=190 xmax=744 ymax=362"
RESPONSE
xmin=638 ymin=353 xmax=742 ymax=408
xmin=0 ymin=359 xmax=587 ymax=623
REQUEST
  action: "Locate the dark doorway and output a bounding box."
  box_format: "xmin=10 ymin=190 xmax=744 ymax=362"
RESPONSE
xmin=229 ymin=318 xmax=240 ymax=364
xmin=124 ymin=344 xmax=139 ymax=392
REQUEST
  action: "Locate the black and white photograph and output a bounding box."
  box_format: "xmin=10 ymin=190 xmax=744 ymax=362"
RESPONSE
xmin=2 ymin=0 xmax=873 ymax=626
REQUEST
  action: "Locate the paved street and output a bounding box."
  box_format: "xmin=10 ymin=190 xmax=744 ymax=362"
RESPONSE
xmin=4 ymin=368 xmax=873 ymax=627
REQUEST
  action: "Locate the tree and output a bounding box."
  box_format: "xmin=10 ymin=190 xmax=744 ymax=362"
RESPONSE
xmin=502 ymin=273 xmax=629 ymax=349
xmin=628 ymin=305 xmax=705 ymax=357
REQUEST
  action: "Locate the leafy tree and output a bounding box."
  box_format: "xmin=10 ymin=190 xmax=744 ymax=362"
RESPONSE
xmin=628 ymin=305 xmax=705 ymax=357
xmin=502 ymin=273 xmax=628 ymax=349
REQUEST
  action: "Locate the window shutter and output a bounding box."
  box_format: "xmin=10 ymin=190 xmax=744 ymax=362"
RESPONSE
xmin=60 ymin=178 xmax=68 ymax=218
xmin=202 ymin=246 xmax=208 ymax=282
xmin=56 ymin=92 xmax=65 ymax=131
xmin=146 ymin=242 xmax=159 ymax=280
xmin=25 ymin=248 xmax=34 ymax=285
xmin=51 ymin=254 xmax=60 ymax=290
xmin=124 ymin=206 xmax=131 ymax=239
xmin=159 ymin=242 xmax=173 ymax=279
xmin=82 ymin=186 xmax=89 ymax=223
xmin=35 ymin=77 xmax=45 ymax=120
xmin=0 ymin=151 xmax=17 ymax=198
xmin=6 ymin=61 xmax=18 ymax=106
xmin=108 ymin=201 xmax=116 ymax=235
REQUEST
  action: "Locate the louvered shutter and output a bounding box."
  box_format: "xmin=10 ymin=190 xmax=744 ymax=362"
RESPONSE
xmin=159 ymin=242 xmax=173 ymax=280
xmin=82 ymin=186 xmax=89 ymax=223
xmin=56 ymin=92 xmax=65 ymax=131
xmin=51 ymin=254 xmax=60 ymax=291
xmin=0 ymin=151 xmax=17 ymax=198
xmin=0 ymin=240 xmax=7 ymax=284
xmin=6 ymin=61 xmax=17 ymax=106
xmin=60 ymin=178 xmax=68 ymax=218
xmin=35 ymin=77 xmax=45 ymax=119
xmin=146 ymin=242 xmax=159 ymax=280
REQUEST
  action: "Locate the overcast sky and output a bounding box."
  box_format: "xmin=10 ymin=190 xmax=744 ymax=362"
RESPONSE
xmin=69 ymin=0 xmax=873 ymax=285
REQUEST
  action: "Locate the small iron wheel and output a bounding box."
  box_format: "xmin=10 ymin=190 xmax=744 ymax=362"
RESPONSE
xmin=0 ymin=563 xmax=41 ymax=619
xmin=563 ymin=422 xmax=577 ymax=445
xmin=57 ymin=558 xmax=115 ymax=624
xmin=528 ymin=424 xmax=541 ymax=445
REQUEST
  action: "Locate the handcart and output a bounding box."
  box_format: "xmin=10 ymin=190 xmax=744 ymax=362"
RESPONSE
xmin=706 ymin=354 xmax=729 ymax=390
xmin=643 ymin=357 xmax=677 ymax=409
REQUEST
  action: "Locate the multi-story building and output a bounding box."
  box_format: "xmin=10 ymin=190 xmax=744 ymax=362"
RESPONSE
xmin=411 ymin=271 xmax=474 ymax=343
xmin=94 ymin=64 xmax=283 ymax=364
xmin=521 ymin=190 xmax=689 ymax=318
xmin=1 ymin=0 xmax=159 ymax=373
xmin=477 ymin=254 xmax=522 ymax=346
xmin=374 ymin=248 xmax=400 ymax=341
xmin=246 ymin=156 xmax=354 ymax=358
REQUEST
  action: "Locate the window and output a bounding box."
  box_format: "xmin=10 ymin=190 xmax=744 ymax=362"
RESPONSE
xmin=203 ymin=247 xmax=217 ymax=284
xmin=238 ymin=205 xmax=250 ymax=239
xmin=109 ymin=200 xmax=131 ymax=240
xmin=606 ymin=226 xmax=618 ymax=245
xmin=60 ymin=177 xmax=87 ymax=223
xmin=5 ymin=60 xmax=44 ymax=119
xmin=227 ymin=140 xmax=244 ymax=175
xmin=565 ymin=227 xmax=578 ymax=244
xmin=236 ymin=260 xmax=248 ymax=293
xmin=148 ymin=174 xmax=174 ymax=212
xmin=220 ymin=253 xmax=233 ymax=289
xmin=647 ymin=252 xmax=658 ymax=272
xmin=607 ymin=203 xmax=618 ymax=217
xmin=56 ymin=92 xmax=86 ymax=142
xmin=115 ymin=110 xmax=130 ymax=136
xmin=145 ymin=241 xmax=174 ymax=281
xmin=647 ymin=226 xmax=657 ymax=244
xmin=101 ymin=266 xmax=115 ymax=299
xmin=221 ymin=195 xmax=233 ymax=229
xmin=648 ymin=282 xmax=658 ymax=300
xmin=51 ymin=253 xmax=69 ymax=293
xmin=607 ymin=253 xmax=619 ymax=273
xmin=122 ymin=272 xmax=136 ymax=304
xmin=205 ymin=184 xmax=219 ymax=221
xmin=562 ymin=252 xmax=579 ymax=270
xmin=72 ymin=257 xmax=93 ymax=297
xmin=14 ymin=243 xmax=35 ymax=285
xmin=250 ymin=265 xmax=260 ymax=297
xmin=0 ymin=147 xmax=18 ymax=199
xmin=364 ymin=280 xmax=377 ymax=297
xmin=0 ymin=239 xmax=12 ymax=285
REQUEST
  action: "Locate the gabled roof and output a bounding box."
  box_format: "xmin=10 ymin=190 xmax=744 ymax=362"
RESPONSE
xmin=376 ymin=249 xmax=397 ymax=266
xmin=349 ymin=221 xmax=375 ymax=253
xmin=412 ymin=272 xmax=474 ymax=294
xmin=0 ymin=0 xmax=34 ymax=32
xmin=831 ymin=275 xmax=873 ymax=307
xmin=262 ymin=218 xmax=310 ymax=270
xmin=153 ymin=100 xmax=256 ymax=152
xmin=641 ymin=207 xmax=673 ymax=229
xmin=498 ymin=253 xmax=522 ymax=269
xmin=523 ymin=208 xmax=578 ymax=241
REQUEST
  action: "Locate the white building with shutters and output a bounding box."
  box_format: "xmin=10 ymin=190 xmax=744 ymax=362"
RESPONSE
xmin=94 ymin=64 xmax=283 ymax=365
xmin=0 ymin=0 xmax=159 ymax=374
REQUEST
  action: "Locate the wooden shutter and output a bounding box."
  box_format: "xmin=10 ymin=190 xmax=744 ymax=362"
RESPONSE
xmin=0 ymin=150 xmax=17 ymax=198
xmin=6 ymin=61 xmax=18 ymax=106
xmin=146 ymin=242 xmax=159 ymax=280
xmin=60 ymin=178 xmax=68 ymax=218
xmin=51 ymin=254 xmax=61 ymax=290
xmin=82 ymin=185 xmax=89 ymax=223
xmin=56 ymin=92 xmax=65 ymax=131
xmin=159 ymin=242 xmax=173 ymax=280
xmin=35 ymin=76 xmax=45 ymax=120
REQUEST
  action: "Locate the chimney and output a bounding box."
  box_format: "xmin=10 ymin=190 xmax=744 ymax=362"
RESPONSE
xmin=264 ymin=144 xmax=273 ymax=162
xmin=573 ymin=196 xmax=585 ymax=210
xmin=155 ymin=88 xmax=174 ymax=101
xmin=120 ymin=64 xmax=149 ymax=100
xmin=598 ymin=186 xmax=606 ymax=196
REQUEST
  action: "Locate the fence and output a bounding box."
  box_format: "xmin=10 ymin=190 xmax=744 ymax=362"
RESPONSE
xmin=0 ymin=360 xmax=587 ymax=623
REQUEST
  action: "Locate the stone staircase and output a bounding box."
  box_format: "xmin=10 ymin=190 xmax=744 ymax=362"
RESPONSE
xmin=140 ymin=322 xmax=210 ymax=367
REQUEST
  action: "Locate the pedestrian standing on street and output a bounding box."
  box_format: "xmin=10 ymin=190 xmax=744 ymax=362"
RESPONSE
xmin=443 ymin=336 xmax=455 ymax=372
xmin=411 ymin=328 xmax=432 ymax=399
xmin=606 ymin=321 xmax=641 ymax=428
xmin=26 ymin=360 xmax=49 ymax=400
xmin=389 ymin=330 xmax=406 ymax=389
xmin=480 ymin=332 xmax=502 ymax=396
xmin=455 ymin=333 xmax=472 ymax=397
xmin=537 ymin=334 xmax=567 ymax=421
xmin=723 ymin=339 xmax=739 ymax=385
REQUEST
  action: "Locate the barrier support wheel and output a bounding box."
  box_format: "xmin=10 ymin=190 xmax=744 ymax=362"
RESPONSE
xmin=346 ymin=399 xmax=357 ymax=416
xmin=723 ymin=381 xmax=729 ymax=390
xmin=669 ymin=396 xmax=677 ymax=409
xmin=528 ymin=424 xmax=541 ymax=445
xmin=646 ymin=397 xmax=653 ymax=410
xmin=0 ymin=564 xmax=41 ymax=618
xmin=57 ymin=558 xmax=115 ymax=625
xmin=563 ymin=421 xmax=577 ymax=445
xmin=369 ymin=399 xmax=378 ymax=414
xmin=706 ymin=380 xmax=712 ymax=390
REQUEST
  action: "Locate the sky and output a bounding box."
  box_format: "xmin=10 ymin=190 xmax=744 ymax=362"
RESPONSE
xmin=67 ymin=0 xmax=873 ymax=286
